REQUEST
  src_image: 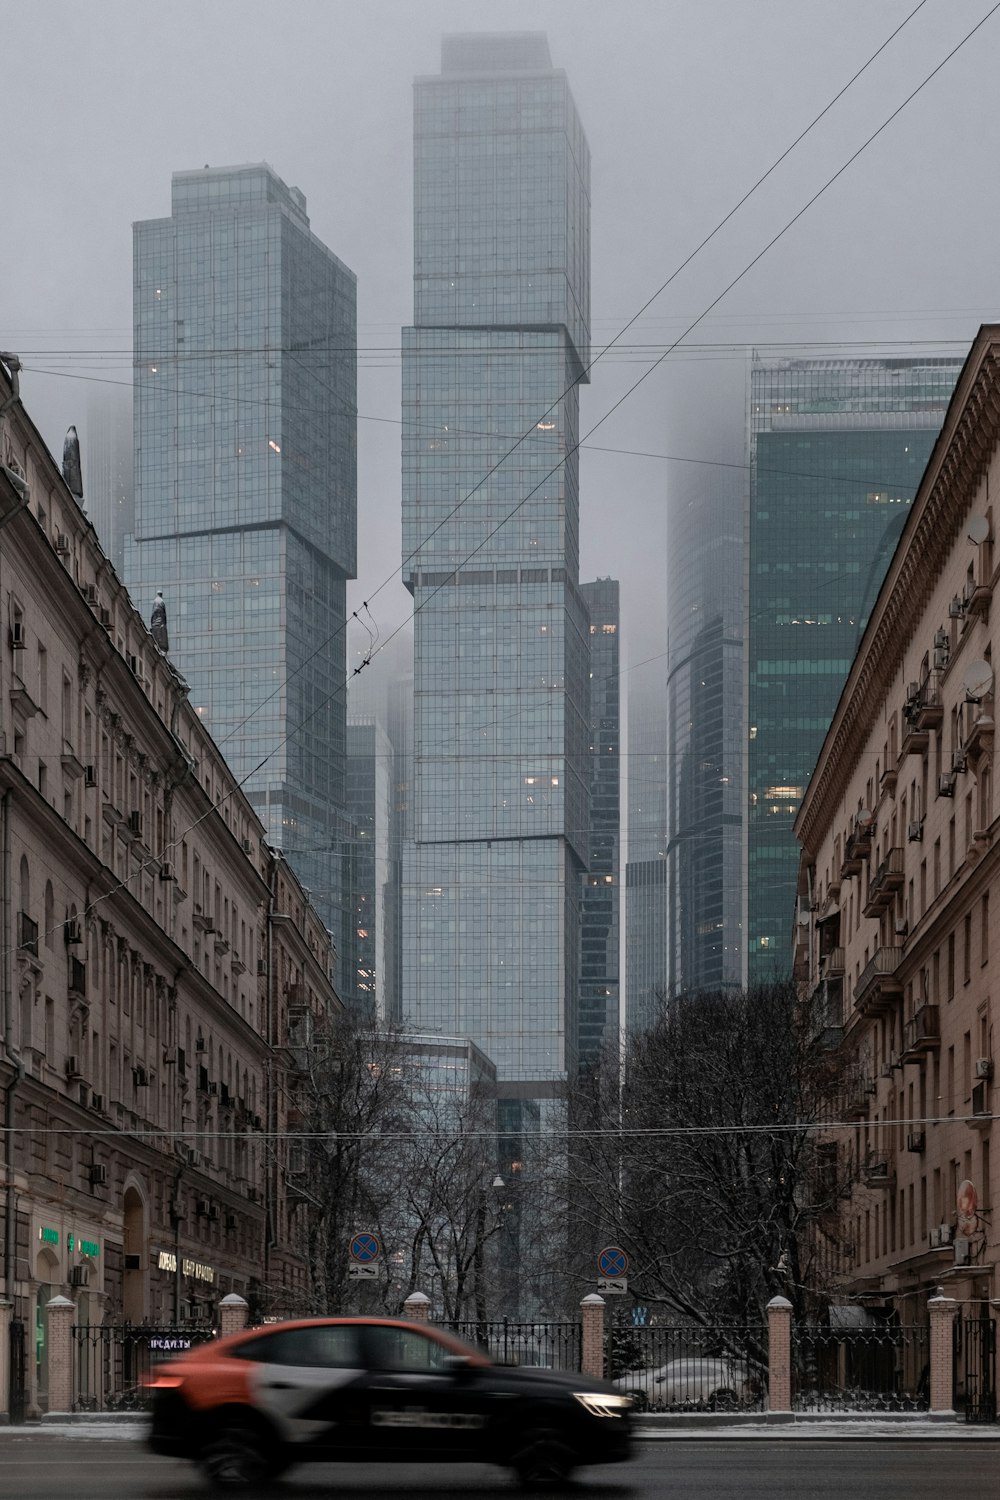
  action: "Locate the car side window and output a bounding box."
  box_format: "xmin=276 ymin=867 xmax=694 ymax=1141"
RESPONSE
xmin=364 ymin=1326 xmax=449 ymax=1372
xmin=231 ymin=1326 xmax=360 ymax=1368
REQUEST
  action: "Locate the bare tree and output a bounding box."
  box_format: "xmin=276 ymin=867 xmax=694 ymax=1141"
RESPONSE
xmin=567 ymin=982 xmax=854 ymax=1328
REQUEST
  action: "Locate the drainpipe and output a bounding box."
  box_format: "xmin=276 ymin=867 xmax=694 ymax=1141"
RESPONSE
xmin=2 ymin=789 xmax=24 ymax=1302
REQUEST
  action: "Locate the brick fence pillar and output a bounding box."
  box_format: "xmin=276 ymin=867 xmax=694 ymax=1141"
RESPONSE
xmin=403 ymin=1291 xmax=431 ymax=1324
xmin=218 ymin=1293 xmax=249 ymax=1340
xmin=928 ymin=1295 xmax=956 ymax=1414
xmin=580 ymin=1294 xmax=605 ymax=1381
xmin=45 ymin=1296 xmax=75 ymax=1414
xmin=766 ymin=1295 xmax=793 ymax=1413
xmin=0 ymin=1296 xmax=10 ymax=1423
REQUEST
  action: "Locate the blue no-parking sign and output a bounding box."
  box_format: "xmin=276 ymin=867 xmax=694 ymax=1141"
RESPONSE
xmin=597 ymin=1245 xmax=629 ymax=1279
xmin=350 ymin=1231 xmax=382 ymax=1264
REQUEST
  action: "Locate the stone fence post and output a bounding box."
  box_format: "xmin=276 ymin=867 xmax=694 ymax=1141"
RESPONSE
xmin=580 ymin=1293 xmax=605 ymax=1381
xmin=766 ymin=1295 xmax=793 ymax=1413
xmin=928 ymin=1295 xmax=956 ymax=1414
xmin=0 ymin=1297 xmax=10 ymax=1423
xmin=45 ymin=1296 xmax=75 ymax=1415
xmin=403 ymin=1291 xmax=431 ymax=1324
xmin=218 ymin=1293 xmax=249 ymax=1340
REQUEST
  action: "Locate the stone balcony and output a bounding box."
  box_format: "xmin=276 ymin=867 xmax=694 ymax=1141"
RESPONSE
xmin=862 ymin=847 xmax=905 ymax=918
xmin=900 ymin=1003 xmax=940 ymax=1061
xmin=854 ymin=945 xmax=904 ymax=1018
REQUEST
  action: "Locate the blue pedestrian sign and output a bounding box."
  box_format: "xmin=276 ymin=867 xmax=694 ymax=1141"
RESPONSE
xmin=350 ymin=1232 xmax=382 ymax=1264
xmin=597 ymin=1245 xmax=629 ymax=1279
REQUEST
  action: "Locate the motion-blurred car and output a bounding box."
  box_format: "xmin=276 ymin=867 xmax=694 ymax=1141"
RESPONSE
xmin=148 ymin=1316 xmax=634 ymax=1491
xmin=612 ymin=1355 xmax=758 ymax=1412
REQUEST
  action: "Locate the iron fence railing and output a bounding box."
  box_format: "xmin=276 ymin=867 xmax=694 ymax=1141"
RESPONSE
xmin=435 ymin=1318 xmax=581 ymax=1372
xmin=609 ymin=1323 xmax=767 ymax=1413
xmin=792 ymin=1321 xmax=928 ymax=1412
xmin=72 ymin=1323 xmax=215 ymax=1411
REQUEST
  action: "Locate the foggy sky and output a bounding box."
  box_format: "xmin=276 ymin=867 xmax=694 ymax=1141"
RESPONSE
xmin=4 ymin=0 xmax=1000 ymax=692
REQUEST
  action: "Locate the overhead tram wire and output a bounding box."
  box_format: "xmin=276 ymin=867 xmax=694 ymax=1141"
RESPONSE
xmin=17 ymin=357 xmax=969 ymax=497
xmin=1 ymin=6 xmax=990 ymax=965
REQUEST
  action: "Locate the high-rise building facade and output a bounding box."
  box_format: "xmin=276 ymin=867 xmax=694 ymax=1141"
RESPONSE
xmin=746 ymin=353 xmax=962 ymax=982
xmin=579 ymin=578 xmax=620 ymax=1065
xmin=345 ymin=718 xmax=396 ymax=1020
xmin=128 ymin=165 xmax=357 ymax=973
xmin=665 ymin=467 xmax=743 ymax=999
xmin=624 ymin=682 xmax=668 ymax=1033
xmin=401 ymin=34 xmax=591 ymax=1091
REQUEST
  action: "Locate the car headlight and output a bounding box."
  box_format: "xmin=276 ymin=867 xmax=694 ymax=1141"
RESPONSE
xmin=573 ymin=1393 xmax=632 ymax=1418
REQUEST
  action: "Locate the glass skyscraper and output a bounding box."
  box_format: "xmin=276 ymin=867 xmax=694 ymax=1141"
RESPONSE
xmin=665 ymin=465 xmax=744 ymax=999
xmin=401 ymin=34 xmax=591 ymax=1091
xmin=625 ymin=683 xmax=668 ymax=1033
xmin=579 ymin=579 xmax=620 ymax=1066
xmin=128 ymin=165 xmax=357 ymax=968
xmin=746 ymin=353 xmax=962 ymax=981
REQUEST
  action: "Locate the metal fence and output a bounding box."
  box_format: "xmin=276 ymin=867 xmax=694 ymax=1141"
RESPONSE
xmin=72 ymin=1324 xmax=215 ymax=1412
xmin=435 ymin=1318 xmax=581 ymax=1372
xmin=792 ymin=1321 xmax=929 ymax=1412
xmin=609 ymin=1323 xmax=767 ymax=1413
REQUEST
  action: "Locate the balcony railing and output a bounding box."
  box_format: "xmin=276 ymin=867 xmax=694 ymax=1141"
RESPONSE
xmin=862 ymin=847 xmax=905 ymax=917
xmin=900 ymin=1003 xmax=940 ymax=1060
xmin=863 ymin=1156 xmax=895 ymax=1189
xmin=820 ymin=946 xmax=845 ymax=977
xmin=854 ymin=946 xmax=904 ymax=1016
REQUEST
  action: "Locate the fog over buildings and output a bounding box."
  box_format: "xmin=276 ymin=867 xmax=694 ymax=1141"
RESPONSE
xmin=5 ymin=1 xmax=1000 ymax=1007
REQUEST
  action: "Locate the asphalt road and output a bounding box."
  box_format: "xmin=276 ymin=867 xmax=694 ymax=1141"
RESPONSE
xmin=1 ymin=1436 xmax=1000 ymax=1499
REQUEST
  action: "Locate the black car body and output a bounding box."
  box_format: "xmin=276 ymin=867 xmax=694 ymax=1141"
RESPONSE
xmin=148 ymin=1316 xmax=633 ymax=1490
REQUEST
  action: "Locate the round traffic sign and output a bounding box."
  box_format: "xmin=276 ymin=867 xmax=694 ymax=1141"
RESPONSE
xmin=350 ymin=1232 xmax=382 ymax=1264
xmin=597 ymin=1245 xmax=628 ymax=1278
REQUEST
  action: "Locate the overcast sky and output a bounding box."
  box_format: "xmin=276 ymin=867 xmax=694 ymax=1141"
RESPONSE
xmin=4 ymin=0 xmax=1000 ymax=690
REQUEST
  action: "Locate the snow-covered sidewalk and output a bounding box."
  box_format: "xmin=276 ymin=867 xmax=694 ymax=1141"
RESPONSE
xmin=2 ymin=1414 xmax=998 ymax=1441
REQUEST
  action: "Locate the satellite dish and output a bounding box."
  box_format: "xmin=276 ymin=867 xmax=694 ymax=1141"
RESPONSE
xmin=962 ymin=659 xmax=994 ymax=702
xmin=967 ymin=515 xmax=990 ymax=545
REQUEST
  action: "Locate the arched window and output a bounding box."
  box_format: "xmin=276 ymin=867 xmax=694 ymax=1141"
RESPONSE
xmin=44 ymin=882 xmax=55 ymax=950
xmin=19 ymin=855 xmax=30 ymax=917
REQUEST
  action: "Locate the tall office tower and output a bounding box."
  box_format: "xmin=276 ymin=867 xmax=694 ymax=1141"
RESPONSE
xmin=83 ymin=383 xmax=134 ymax=574
xmin=401 ymin=34 xmax=591 ymax=1093
xmin=345 ymin=718 xmax=397 ymax=1020
xmin=129 ymin=165 xmax=357 ymax=973
xmin=624 ymin=683 xmax=668 ymax=1034
xmin=665 ymin=467 xmax=743 ymax=999
xmin=579 ymin=579 xmax=620 ymax=1066
xmin=746 ymin=353 xmax=962 ymax=982
xmin=348 ymin=629 xmax=414 ymax=1017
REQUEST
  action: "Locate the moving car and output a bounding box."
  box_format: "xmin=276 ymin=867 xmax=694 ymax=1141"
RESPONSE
xmin=148 ymin=1315 xmax=633 ymax=1490
xmin=613 ymin=1354 xmax=758 ymax=1412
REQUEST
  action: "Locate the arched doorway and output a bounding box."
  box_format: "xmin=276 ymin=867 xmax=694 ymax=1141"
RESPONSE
xmin=123 ymin=1186 xmax=146 ymax=1323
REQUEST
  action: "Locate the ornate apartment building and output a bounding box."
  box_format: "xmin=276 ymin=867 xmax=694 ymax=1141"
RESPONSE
xmin=794 ymin=327 xmax=1000 ymax=1317
xmin=0 ymin=355 xmax=340 ymax=1414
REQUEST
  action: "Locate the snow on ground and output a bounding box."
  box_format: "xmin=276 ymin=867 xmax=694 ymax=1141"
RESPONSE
xmin=2 ymin=1417 xmax=998 ymax=1441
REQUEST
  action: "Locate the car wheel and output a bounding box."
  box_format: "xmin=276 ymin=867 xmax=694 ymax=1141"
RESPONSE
xmin=708 ymin=1388 xmax=739 ymax=1413
xmin=513 ymin=1428 xmax=577 ymax=1490
xmin=201 ymin=1422 xmax=279 ymax=1491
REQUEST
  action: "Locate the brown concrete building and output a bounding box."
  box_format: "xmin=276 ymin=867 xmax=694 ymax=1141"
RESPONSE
xmin=794 ymin=326 xmax=1000 ymax=1317
xmin=0 ymin=355 xmax=341 ymax=1415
